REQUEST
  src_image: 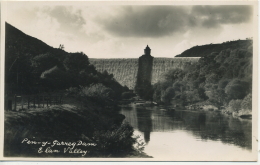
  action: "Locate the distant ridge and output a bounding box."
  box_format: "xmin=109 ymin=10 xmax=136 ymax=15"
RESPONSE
xmin=176 ymin=39 xmax=253 ymax=57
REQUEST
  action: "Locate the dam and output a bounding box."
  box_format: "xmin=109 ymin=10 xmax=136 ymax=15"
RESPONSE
xmin=89 ymin=46 xmax=200 ymax=90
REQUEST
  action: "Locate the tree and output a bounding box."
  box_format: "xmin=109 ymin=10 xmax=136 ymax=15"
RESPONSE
xmin=63 ymin=52 xmax=90 ymax=74
xmin=225 ymin=79 xmax=249 ymax=100
xmin=153 ymin=83 xmax=163 ymax=103
xmin=241 ymin=93 xmax=252 ymax=111
xmin=228 ymin=99 xmax=242 ymax=112
xmin=205 ymin=73 xmax=220 ymax=84
xmin=31 ymin=53 xmax=60 ymax=75
xmin=101 ymin=70 xmax=114 ymax=81
xmin=164 ymin=69 xmax=184 ymax=82
xmin=186 ymin=80 xmax=200 ymax=91
xmin=152 ymin=81 xmax=173 ymax=103
xmin=198 ymin=88 xmax=208 ymax=100
xmin=218 ymin=79 xmax=231 ymax=89
xmin=162 ymin=87 xmax=175 ymax=104
xmin=185 ymin=90 xmax=200 ymax=104
xmin=40 ymin=66 xmax=72 ymax=90
xmin=173 ymin=81 xmax=186 ymax=93
xmin=59 ymin=44 xmax=64 ymax=50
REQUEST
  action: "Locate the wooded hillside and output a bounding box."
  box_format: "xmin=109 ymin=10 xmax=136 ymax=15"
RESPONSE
xmin=176 ymin=39 xmax=252 ymax=57
xmin=5 ymin=22 xmax=127 ymax=99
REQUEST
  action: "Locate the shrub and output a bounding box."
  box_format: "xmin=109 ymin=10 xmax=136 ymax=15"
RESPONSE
xmin=81 ymin=84 xmax=114 ymax=99
xmin=91 ymin=123 xmax=136 ymax=157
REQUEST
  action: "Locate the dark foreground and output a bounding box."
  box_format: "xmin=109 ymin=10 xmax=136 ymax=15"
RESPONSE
xmin=4 ymin=98 xmax=151 ymax=158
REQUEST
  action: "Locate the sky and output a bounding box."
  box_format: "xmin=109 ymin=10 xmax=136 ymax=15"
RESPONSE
xmin=4 ymin=2 xmax=255 ymax=58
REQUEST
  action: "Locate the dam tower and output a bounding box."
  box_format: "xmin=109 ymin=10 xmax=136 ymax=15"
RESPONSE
xmin=135 ymin=45 xmax=154 ymax=99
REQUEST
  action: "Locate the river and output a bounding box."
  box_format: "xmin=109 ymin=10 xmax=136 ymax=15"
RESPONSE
xmin=120 ymin=103 xmax=254 ymax=161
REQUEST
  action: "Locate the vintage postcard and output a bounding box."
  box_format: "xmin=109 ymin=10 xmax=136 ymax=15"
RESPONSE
xmin=0 ymin=1 xmax=258 ymax=161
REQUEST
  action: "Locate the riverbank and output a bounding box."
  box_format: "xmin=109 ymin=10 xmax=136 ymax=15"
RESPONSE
xmin=183 ymin=100 xmax=252 ymax=119
xmin=4 ymin=97 xmax=151 ymax=158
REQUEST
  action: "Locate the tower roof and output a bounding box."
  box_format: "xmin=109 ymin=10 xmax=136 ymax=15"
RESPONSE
xmin=145 ymin=45 xmax=151 ymax=50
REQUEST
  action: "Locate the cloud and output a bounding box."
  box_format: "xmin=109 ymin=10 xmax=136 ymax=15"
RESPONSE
xmin=191 ymin=6 xmax=253 ymax=28
xmin=192 ymin=5 xmax=253 ymax=27
xmin=97 ymin=6 xmax=194 ymax=38
xmin=6 ymin=3 xmax=254 ymax=58
xmin=42 ymin=6 xmax=86 ymax=35
xmin=98 ymin=5 xmax=253 ymax=38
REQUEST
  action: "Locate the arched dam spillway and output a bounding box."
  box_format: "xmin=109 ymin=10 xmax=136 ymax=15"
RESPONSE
xmin=89 ymin=57 xmax=200 ymax=89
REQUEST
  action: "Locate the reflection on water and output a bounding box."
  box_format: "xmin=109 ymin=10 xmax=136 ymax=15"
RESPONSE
xmin=136 ymin=107 xmax=152 ymax=143
xmin=120 ymin=104 xmax=253 ymax=160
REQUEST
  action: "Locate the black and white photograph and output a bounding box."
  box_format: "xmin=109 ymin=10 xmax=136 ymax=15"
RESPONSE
xmin=1 ymin=1 xmax=258 ymax=161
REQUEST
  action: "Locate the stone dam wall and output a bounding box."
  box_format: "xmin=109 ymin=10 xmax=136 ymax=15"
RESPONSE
xmin=89 ymin=58 xmax=138 ymax=89
xmin=151 ymin=58 xmax=200 ymax=85
xmin=89 ymin=57 xmax=200 ymax=89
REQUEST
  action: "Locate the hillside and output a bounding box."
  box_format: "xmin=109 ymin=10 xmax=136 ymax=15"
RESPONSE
xmin=5 ymin=22 xmax=126 ymax=97
xmin=6 ymin=22 xmax=57 ymax=55
xmin=176 ymin=39 xmax=253 ymax=57
xmin=153 ymin=45 xmax=253 ymax=112
xmin=5 ymin=22 xmax=69 ymax=69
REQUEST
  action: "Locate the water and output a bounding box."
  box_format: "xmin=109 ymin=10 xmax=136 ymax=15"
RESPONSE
xmin=120 ymin=103 xmax=254 ymax=161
